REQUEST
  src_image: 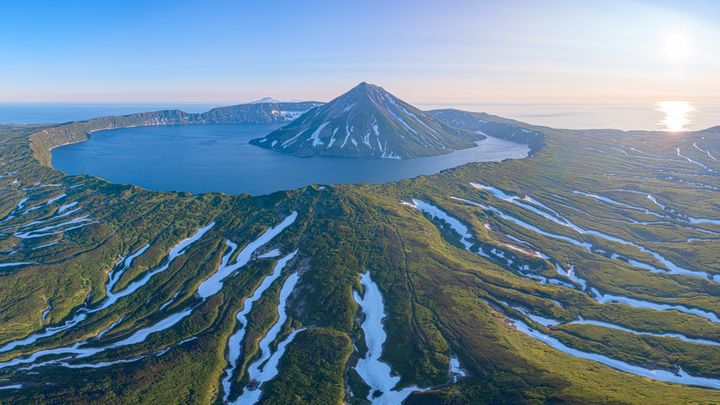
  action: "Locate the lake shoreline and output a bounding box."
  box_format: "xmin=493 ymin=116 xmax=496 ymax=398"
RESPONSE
xmin=52 ymin=123 xmax=530 ymax=196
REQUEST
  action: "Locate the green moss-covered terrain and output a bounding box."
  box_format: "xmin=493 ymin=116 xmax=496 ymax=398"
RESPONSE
xmin=0 ymin=111 xmax=719 ymax=404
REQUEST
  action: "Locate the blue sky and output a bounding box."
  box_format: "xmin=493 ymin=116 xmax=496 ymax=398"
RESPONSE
xmin=1 ymin=0 xmax=718 ymax=104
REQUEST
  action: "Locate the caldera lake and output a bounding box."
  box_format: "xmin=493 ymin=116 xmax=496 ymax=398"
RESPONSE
xmin=52 ymin=123 xmax=529 ymax=195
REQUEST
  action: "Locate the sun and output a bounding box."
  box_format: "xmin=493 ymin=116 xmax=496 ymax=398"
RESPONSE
xmin=662 ymin=31 xmax=692 ymax=63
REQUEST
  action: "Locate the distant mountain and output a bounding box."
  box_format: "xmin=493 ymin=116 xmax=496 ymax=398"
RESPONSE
xmin=250 ymin=97 xmax=283 ymax=104
xmin=427 ymin=109 xmax=546 ymax=155
xmin=250 ymin=82 xmax=482 ymax=159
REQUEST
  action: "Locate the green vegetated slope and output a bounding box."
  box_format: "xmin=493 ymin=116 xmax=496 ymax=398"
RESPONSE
xmin=0 ymin=115 xmax=718 ymax=404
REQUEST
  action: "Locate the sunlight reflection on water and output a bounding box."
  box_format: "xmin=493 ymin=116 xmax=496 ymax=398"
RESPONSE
xmin=658 ymin=101 xmax=694 ymax=132
xmin=416 ymin=101 xmax=714 ymax=131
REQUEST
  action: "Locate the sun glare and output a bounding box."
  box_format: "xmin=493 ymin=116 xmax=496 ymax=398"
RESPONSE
xmin=662 ymin=31 xmax=692 ymax=63
xmin=658 ymin=101 xmax=694 ymax=132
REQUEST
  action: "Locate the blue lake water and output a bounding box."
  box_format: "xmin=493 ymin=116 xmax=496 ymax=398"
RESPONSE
xmin=51 ymin=124 xmax=529 ymax=195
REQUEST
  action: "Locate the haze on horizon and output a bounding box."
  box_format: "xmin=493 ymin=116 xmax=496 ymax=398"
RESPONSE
xmin=1 ymin=0 xmax=719 ymax=106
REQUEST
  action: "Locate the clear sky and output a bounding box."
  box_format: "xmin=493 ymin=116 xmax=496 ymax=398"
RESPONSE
xmin=1 ymin=0 xmax=718 ymax=104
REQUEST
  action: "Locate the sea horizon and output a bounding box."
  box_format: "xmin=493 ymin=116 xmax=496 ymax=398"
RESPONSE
xmin=1 ymin=100 xmax=716 ymax=131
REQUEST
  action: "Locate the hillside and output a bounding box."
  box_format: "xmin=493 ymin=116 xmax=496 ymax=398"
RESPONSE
xmin=250 ymin=83 xmax=483 ymax=159
xmin=1 ymin=112 xmax=720 ymax=404
xmin=198 ymin=101 xmax=321 ymax=124
xmin=428 ymin=109 xmax=546 ymax=155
